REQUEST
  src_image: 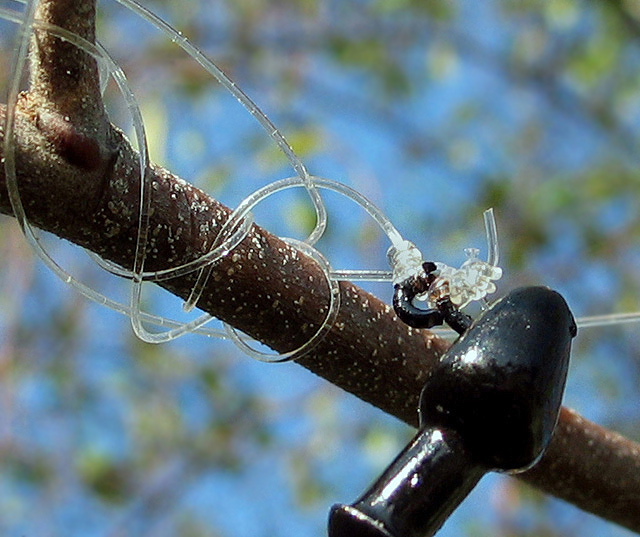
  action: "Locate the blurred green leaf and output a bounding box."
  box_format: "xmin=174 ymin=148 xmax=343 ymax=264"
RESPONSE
xmin=77 ymin=450 xmax=130 ymax=503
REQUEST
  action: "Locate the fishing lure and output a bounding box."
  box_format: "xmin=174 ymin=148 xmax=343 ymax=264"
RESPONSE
xmin=329 ymin=286 xmax=576 ymax=537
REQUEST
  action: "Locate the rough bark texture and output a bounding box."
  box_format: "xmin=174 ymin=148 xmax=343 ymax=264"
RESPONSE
xmin=1 ymin=0 xmax=640 ymax=533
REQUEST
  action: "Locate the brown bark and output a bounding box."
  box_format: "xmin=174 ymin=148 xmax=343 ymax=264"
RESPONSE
xmin=1 ymin=0 xmax=639 ymax=533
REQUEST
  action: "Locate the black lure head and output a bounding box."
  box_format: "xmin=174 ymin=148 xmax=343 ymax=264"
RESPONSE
xmin=420 ymin=285 xmax=576 ymax=471
xmin=329 ymin=286 xmax=576 ymax=537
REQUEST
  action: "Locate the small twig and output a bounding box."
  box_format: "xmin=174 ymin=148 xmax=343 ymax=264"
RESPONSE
xmin=28 ymin=0 xmax=105 ymax=128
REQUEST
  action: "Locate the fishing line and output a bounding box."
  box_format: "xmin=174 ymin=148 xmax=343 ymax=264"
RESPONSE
xmin=3 ymin=0 xmax=637 ymax=363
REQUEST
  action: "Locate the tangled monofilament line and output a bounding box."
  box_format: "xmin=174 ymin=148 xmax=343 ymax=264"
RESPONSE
xmin=2 ymin=0 xmax=639 ymax=364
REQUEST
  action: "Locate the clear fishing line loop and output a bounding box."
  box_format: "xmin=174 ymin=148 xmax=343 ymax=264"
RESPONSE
xmin=1 ymin=0 xmax=337 ymax=358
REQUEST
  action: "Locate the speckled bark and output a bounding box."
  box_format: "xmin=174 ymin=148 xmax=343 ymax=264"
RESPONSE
xmin=525 ymin=407 xmax=640 ymax=531
xmin=1 ymin=0 xmax=640 ymax=533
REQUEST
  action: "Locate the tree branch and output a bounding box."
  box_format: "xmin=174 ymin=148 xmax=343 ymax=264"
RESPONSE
xmin=1 ymin=0 xmax=640 ymax=533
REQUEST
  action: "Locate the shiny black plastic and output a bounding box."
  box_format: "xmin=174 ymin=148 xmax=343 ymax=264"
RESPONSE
xmin=329 ymin=427 xmax=484 ymax=537
xmin=419 ymin=286 xmax=576 ymax=470
xmin=329 ymin=286 xmax=576 ymax=537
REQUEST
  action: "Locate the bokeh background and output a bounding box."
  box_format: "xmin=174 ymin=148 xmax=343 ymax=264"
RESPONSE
xmin=1 ymin=0 xmax=640 ymax=535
